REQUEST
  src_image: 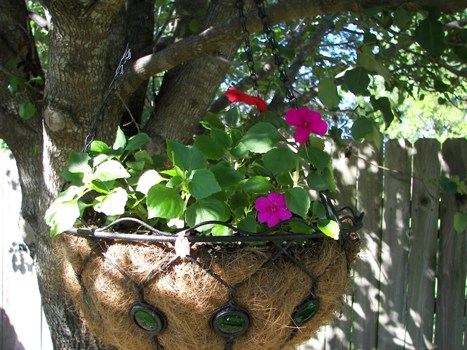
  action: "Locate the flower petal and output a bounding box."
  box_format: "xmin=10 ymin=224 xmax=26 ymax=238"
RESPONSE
xmin=266 ymin=214 xmax=281 ymax=228
xmin=254 ymin=97 xmax=268 ymax=111
xmin=285 ymin=109 xmax=301 ymax=126
xmin=309 ymin=119 xmax=328 ymax=136
xmin=255 ymin=197 xmax=271 ymax=212
xmin=277 ymin=207 xmax=292 ymax=221
xmin=225 ymin=88 xmax=267 ymax=111
xmin=258 ymin=211 xmax=272 ymax=224
xmin=302 ymin=109 xmax=322 ymax=123
xmin=294 ymin=126 xmax=311 ymax=144
xmin=267 ymin=192 xmax=286 ymax=207
xmin=225 ymin=87 xmax=244 ymax=102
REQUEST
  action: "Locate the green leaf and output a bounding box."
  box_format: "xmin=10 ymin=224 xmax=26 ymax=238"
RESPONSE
xmin=454 ymin=212 xmax=467 ymax=233
xmin=90 ymin=140 xmax=111 ymax=154
xmin=371 ymin=96 xmax=394 ymax=129
xmin=188 ymin=169 xmax=222 ymax=199
xmin=322 ymin=167 xmax=336 ymax=193
xmin=45 ymin=198 xmax=81 ymax=237
xmin=318 ymin=78 xmax=340 ymax=109
xmin=289 ymin=222 xmax=314 ymax=234
xmin=211 ymin=224 xmax=233 ymax=236
xmin=93 ymin=187 xmax=128 ymax=216
xmin=224 ymin=107 xmax=241 ymax=127
xmin=306 ymin=172 xmax=330 ymax=191
xmin=94 ymin=160 xmax=131 ymax=181
xmin=126 ymin=160 xmax=145 ymax=171
xmin=415 ymin=18 xmax=446 ymax=56
xmin=19 ymin=102 xmax=36 ymax=120
xmin=202 ymin=112 xmax=225 ymax=130
xmin=167 ymin=140 xmax=206 ymax=171
xmin=394 ymin=7 xmax=413 ymax=30
xmin=185 ymin=198 xmax=230 ymax=231
xmin=237 ymin=214 xmax=258 ymax=233
xmin=211 ymin=162 xmax=244 ymax=188
xmin=193 ymin=135 xmax=224 ymax=160
xmin=89 ymin=179 xmax=116 ymax=194
xmin=113 ymin=127 xmax=127 ymax=150
xmin=241 ymin=176 xmax=273 ymax=194
xmin=146 ymin=185 xmax=185 ymax=219
xmin=136 ymin=170 xmax=166 ymax=194
xmin=67 ymin=152 xmax=91 ymax=174
xmin=211 ymin=128 xmax=232 ymax=148
xmin=240 ymin=122 xmax=284 ymax=154
xmin=307 ymin=147 xmax=331 ymax=172
xmin=285 ymin=187 xmax=310 ymax=219
xmin=357 ymin=46 xmax=390 ymax=81
xmin=188 ymin=18 xmax=200 ymax=33
xmin=438 ymin=176 xmax=458 ymax=194
xmin=344 ymin=67 xmax=370 ymax=95
xmin=125 ymin=133 xmax=152 ymax=151
xmin=312 ymin=201 xmax=326 ymax=218
xmin=351 ymin=117 xmax=373 ymax=141
xmin=318 ymin=220 xmax=340 ymax=240
xmin=263 ymin=148 xmax=297 ymax=175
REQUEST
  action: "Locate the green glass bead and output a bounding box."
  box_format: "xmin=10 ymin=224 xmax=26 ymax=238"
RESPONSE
xmin=293 ymin=297 xmax=319 ymax=327
xmin=130 ymin=303 xmax=166 ymax=335
xmin=134 ymin=310 xmax=161 ymax=331
xmin=210 ymin=305 xmax=250 ymax=337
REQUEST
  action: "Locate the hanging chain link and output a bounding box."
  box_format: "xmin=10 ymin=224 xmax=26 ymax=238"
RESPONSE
xmin=254 ymin=0 xmax=297 ymax=108
xmin=235 ymin=0 xmax=259 ymax=94
xmin=82 ymin=45 xmax=132 ymax=152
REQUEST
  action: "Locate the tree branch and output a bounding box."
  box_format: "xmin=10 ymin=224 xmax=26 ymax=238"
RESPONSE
xmin=122 ymin=0 xmax=467 ymax=99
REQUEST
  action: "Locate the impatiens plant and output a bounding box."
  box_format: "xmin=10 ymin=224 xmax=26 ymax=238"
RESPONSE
xmin=46 ymin=89 xmax=341 ymax=239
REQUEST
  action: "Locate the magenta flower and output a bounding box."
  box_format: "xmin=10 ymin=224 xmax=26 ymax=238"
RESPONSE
xmin=255 ymin=192 xmax=292 ymax=228
xmin=285 ymin=107 xmax=328 ymax=144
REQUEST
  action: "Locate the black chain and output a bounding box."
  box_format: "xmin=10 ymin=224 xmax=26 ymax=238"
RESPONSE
xmin=254 ymin=0 xmax=297 ymax=108
xmin=82 ymin=45 xmax=132 ymax=152
xmin=235 ymin=1 xmax=259 ymax=94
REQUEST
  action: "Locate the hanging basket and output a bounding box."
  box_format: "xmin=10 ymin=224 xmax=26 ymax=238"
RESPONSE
xmin=59 ymin=211 xmax=362 ymax=350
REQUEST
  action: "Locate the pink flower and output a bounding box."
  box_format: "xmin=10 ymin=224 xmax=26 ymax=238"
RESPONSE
xmin=285 ymin=107 xmax=328 ymax=144
xmin=225 ymin=87 xmax=267 ymax=111
xmin=255 ymin=192 xmax=292 ymax=228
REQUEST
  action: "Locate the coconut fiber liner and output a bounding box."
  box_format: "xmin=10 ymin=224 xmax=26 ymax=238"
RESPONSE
xmin=59 ymin=233 xmax=360 ymax=350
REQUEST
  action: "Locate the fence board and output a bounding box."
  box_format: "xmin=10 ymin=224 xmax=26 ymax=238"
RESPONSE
xmin=406 ymin=139 xmax=441 ymax=349
xmin=324 ymin=144 xmax=358 ymax=350
xmin=378 ymin=139 xmax=412 ymax=349
xmin=435 ymin=138 xmax=466 ymax=350
xmin=353 ymin=141 xmax=383 ymax=350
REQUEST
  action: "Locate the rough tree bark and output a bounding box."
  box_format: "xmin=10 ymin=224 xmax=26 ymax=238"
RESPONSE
xmin=0 ymin=0 xmax=466 ymax=349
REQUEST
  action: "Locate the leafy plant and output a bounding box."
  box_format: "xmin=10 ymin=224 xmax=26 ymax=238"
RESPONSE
xmin=46 ymin=91 xmax=347 ymax=239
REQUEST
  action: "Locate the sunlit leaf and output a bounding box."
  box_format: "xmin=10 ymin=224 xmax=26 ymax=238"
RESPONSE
xmin=136 ymin=170 xmax=166 ymax=194
xmin=93 ymin=187 xmax=128 ymax=216
xmin=318 ymin=220 xmax=340 ymax=240
xmin=94 ymin=160 xmax=131 ymax=181
xmin=45 ymin=199 xmax=80 ymax=237
xmin=147 ymin=185 xmax=185 ymax=219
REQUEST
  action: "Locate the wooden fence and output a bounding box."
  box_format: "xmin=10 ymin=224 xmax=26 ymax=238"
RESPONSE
xmin=1 ymin=139 xmax=466 ymax=350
